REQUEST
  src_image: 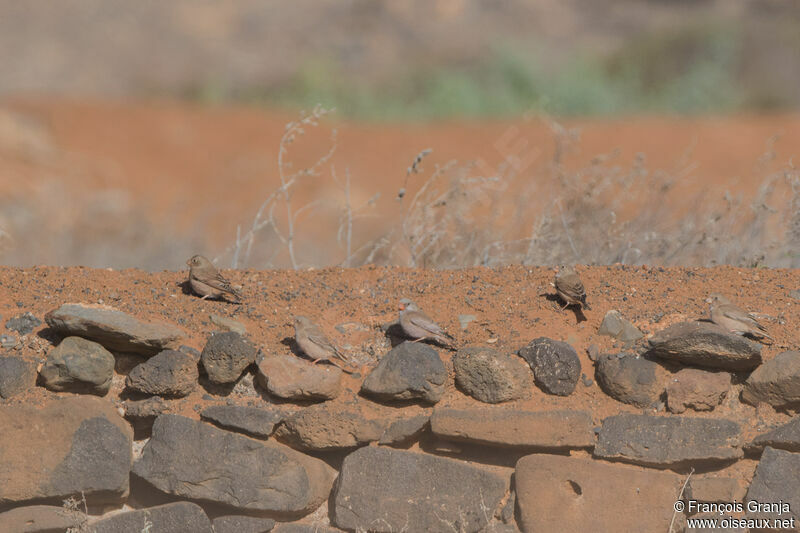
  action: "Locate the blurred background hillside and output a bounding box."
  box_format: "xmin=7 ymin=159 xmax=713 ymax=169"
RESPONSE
xmin=0 ymin=0 xmax=799 ymax=269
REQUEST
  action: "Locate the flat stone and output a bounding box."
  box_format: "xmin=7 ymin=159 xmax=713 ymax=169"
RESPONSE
xmin=750 ymin=417 xmax=800 ymax=453
xmin=452 ymin=346 xmax=529 ymax=403
xmin=212 ymin=515 xmax=276 ymax=533
xmin=39 ymin=336 xmax=115 ymax=395
xmin=272 ymin=525 xmax=343 ymax=533
xmin=647 ymin=321 xmax=762 ymax=371
xmin=0 ymin=396 xmax=132 ymax=506
xmin=124 ymin=396 xmax=168 ymax=422
xmin=276 ymin=402 xmax=426 ymax=451
xmin=597 ymin=310 xmax=643 ymax=345
xmin=90 ymin=502 xmax=213 ymax=533
xmin=518 ymin=337 xmax=581 ymax=396
xmin=200 ymin=331 xmax=258 ymax=384
xmin=595 ymin=352 xmax=667 ymax=407
xmin=361 ymin=341 xmax=446 ymax=404
xmin=45 ymin=303 xmax=184 ymax=356
xmin=458 ymin=314 xmax=476 ymax=330
xmin=742 ymin=351 xmax=800 ymax=408
xmin=256 ymin=352 xmax=341 ymax=401
xmin=515 ymin=454 xmax=682 ymax=532
xmin=686 ymin=477 xmax=746 ymax=503
xmin=200 ymin=405 xmax=283 ymax=439
xmin=430 ymin=408 xmax=594 ymax=449
xmin=0 ymin=505 xmax=85 ymax=532
xmin=0 ymin=355 xmax=36 ymax=398
xmin=5 ymin=311 xmax=41 ymax=335
xmin=666 ymin=368 xmax=730 ymax=413
xmin=595 ymin=414 xmax=742 ymax=468
xmin=332 ymin=447 xmax=507 ymax=533
xmin=126 ymin=349 xmax=198 ymax=397
xmin=210 ymin=313 xmax=247 ymax=335
xmin=379 ymin=413 xmax=430 ymax=445
xmin=745 ymin=447 xmax=800 ymax=526
xmin=132 ymin=414 xmax=334 ymax=514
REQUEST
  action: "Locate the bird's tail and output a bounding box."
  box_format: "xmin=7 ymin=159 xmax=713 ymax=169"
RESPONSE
xmin=581 ymin=296 xmax=591 ymax=311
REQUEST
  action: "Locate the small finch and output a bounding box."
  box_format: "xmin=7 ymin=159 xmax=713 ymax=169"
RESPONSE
xmin=398 ymin=298 xmax=455 ymax=347
xmin=293 ymin=315 xmax=352 ymax=368
xmin=186 ymin=255 xmax=242 ymax=303
xmin=708 ymin=294 xmax=772 ymax=341
xmin=554 ymin=265 xmax=591 ymax=310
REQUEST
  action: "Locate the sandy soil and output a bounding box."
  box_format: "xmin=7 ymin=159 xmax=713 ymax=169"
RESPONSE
xmin=1 ymin=264 xmax=797 ymax=498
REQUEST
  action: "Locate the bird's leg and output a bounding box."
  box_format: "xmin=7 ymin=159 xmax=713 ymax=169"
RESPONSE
xmin=410 ymin=338 xmax=425 ymax=344
xmin=200 ymin=294 xmax=210 ymax=301
xmin=311 ymin=358 xmax=321 ymax=365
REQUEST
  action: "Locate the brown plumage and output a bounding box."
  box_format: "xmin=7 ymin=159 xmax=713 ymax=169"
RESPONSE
xmin=398 ymin=298 xmax=454 ymax=347
xmin=186 ymin=255 xmax=242 ymax=302
xmin=708 ymin=294 xmax=772 ymax=341
xmin=554 ymin=265 xmax=590 ymax=310
xmin=293 ymin=315 xmax=352 ymax=369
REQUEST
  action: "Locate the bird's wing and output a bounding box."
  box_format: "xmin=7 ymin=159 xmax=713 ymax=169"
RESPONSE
xmin=557 ymin=272 xmax=586 ymax=297
xmin=720 ymin=305 xmax=764 ymax=330
xmin=306 ymin=325 xmax=346 ymax=359
xmin=201 ymin=271 xmax=241 ymax=298
xmin=407 ymin=311 xmax=447 ymax=336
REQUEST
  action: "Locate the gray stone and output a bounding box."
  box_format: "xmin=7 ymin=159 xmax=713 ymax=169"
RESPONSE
xmin=742 ymin=351 xmax=800 ymax=408
xmin=272 ymin=525 xmax=342 ymax=533
xmin=518 ymin=337 xmax=580 ymax=396
xmin=0 ymin=355 xmax=35 ymax=398
xmin=0 ymin=505 xmax=85 ymax=533
xmin=515 ymin=454 xmax=682 ymax=532
xmin=45 ymin=303 xmax=184 ymax=356
xmin=0 ymin=396 xmax=132 ymax=506
xmin=750 ymin=417 xmax=800 ymax=453
xmin=745 ymin=447 xmax=800 ymax=526
xmin=666 ymin=368 xmax=730 ymax=413
xmin=200 ymin=405 xmax=283 ymax=439
xmin=90 ymin=502 xmax=213 ymax=533
xmin=379 ymin=414 xmax=430 ymax=445
xmin=200 ymin=331 xmax=258 ymax=384
xmin=430 ymin=408 xmax=594 ymax=449
xmin=126 ymin=349 xmax=198 ymax=397
xmin=5 ymin=312 xmax=41 ymax=335
xmin=458 ymin=314 xmax=476 ymax=330
xmin=124 ymin=396 xmax=168 ymax=422
xmin=0 ymin=333 xmax=17 ymax=349
xmin=210 ymin=313 xmax=247 ymax=335
xmin=256 ymin=352 xmax=341 ymax=401
xmin=595 ymin=414 xmax=742 ymax=468
xmin=647 ymin=321 xmax=762 ymax=371
xmin=332 ymin=447 xmax=507 ymax=533
xmin=361 ymin=341 xmax=446 ymax=403
xmin=212 ymin=515 xmax=276 ymax=533
xmin=452 ymin=346 xmax=529 ymax=403
xmin=595 ymin=352 xmax=667 ymax=407
xmin=132 ymin=415 xmax=334 ymax=514
xmin=39 ymin=336 xmax=115 ymax=395
xmin=597 ymin=310 xmax=643 ymax=345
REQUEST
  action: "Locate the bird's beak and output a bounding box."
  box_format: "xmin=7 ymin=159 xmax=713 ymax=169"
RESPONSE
xmin=185 ymin=259 xmax=191 ymax=266
xmin=397 ymin=303 xmax=405 ymax=311
xmin=704 ymin=297 xmax=712 ymax=304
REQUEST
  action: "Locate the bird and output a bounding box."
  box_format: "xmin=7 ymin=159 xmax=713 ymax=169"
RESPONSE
xmin=554 ymin=265 xmax=591 ymax=310
xmin=708 ymin=293 xmax=772 ymax=341
xmin=293 ymin=315 xmax=352 ymax=369
xmin=186 ymin=255 xmax=242 ymax=303
xmin=398 ymin=298 xmax=455 ymax=347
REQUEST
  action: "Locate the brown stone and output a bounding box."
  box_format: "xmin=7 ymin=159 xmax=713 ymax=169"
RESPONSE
xmin=666 ymin=368 xmax=730 ymax=413
xmin=256 ymin=352 xmax=341 ymax=400
xmin=647 ymin=321 xmax=762 ymax=371
xmin=742 ymin=351 xmax=800 ymax=408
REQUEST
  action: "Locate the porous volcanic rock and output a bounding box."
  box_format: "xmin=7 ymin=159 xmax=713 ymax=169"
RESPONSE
xmin=0 ymin=355 xmax=36 ymax=398
xmin=126 ymin=349 xmax=198 ymax=397
xmin=45 ymin=303 xmax=184 ymax=356
xmin=332 ymin=447 xmax=506 ymax=533
xmin=666 ymin=368 xmax=730 ymax=413
xmin=515 ymin=454 xmax=682 ymax=532
xmin=452 ymin=346 xmax=529 ymax=403
xmin=0 ymin=505 xmax=85 ymax=532
xmin=745 ymin=447 xmax=800 ymax=526
xmin=594 ymin=414 xmax=742 ymax=468
xmin=430 ymin=407 xmax=594 ymax=449
xmin=647 ymin=321 xmax=762 ymax=371
xmin=595 ymin=352 xmax=667 ymax=407
xmin=212 ymin=515 xmax=276 ymax=533
xmin=517 ymin=337 xmax=580 ymax=396
xmin=200 ymin=404 xmax=284 ymax=439
xmin=132 ymin=414 xmax=334 ymax=514
xmin=39 ymin=336 xmax=115 ymax=395
xmin=90 ymin=502 xmax=213 ymax=533
xmin=742 ymin=351 xmax=800 ymax=408
xmin=749 ymin=417 xmax=800 ymax=453
xmin=200 ymin=331 xmax=258 ymax=384
xmin=256 ymin=351 xmax=341 ymax=400
xmin=0 ymin=396 xmax=132 ymax=505
xmin=361 ymin=341 xmax=446 ymax=403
